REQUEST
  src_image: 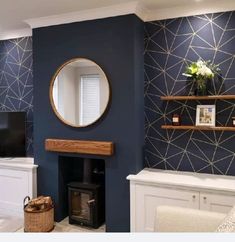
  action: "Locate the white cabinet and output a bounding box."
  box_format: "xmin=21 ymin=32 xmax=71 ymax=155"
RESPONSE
xmin=0 ymin=158 xmax=38 ymax=217
xmin=127 ymin=169 xmax=235 ymax=232
xmin=200 ymin=192 xmax=235 ymax=213
xmin=135 ymin=185 xmax=199 ymax=232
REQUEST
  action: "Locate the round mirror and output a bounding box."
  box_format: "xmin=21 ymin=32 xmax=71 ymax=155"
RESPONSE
xmin=50 ymin=58 xmax=110 ymax=127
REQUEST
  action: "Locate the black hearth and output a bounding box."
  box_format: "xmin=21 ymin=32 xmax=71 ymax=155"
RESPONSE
xmin=67 ymin=158 xmax=105 ymax=228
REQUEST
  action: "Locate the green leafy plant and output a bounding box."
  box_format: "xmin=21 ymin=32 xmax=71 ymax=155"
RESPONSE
xmin=183 ymin=59 xmax=220 ymax=80
xmin=182 ymin=59 xmax=221 ymax=95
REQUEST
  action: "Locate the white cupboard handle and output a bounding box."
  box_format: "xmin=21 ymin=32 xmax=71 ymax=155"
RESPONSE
xmin=192 ymin=195 xmax=196 ymax=199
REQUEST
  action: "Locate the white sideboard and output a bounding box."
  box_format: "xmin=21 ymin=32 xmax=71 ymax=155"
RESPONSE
xmin=0 ymin=157 xmax=38 ymax=217
xmin=127 ymin=168 xmax=235 ymax=232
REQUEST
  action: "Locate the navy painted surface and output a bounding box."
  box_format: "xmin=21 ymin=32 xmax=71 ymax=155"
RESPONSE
xmin=145 ymin=12 xmax=235 ymax=175
xmin=0 ymin=37 xmax=33 ymax=156
xmin=33 ymin=15 xmax=144 ymax=232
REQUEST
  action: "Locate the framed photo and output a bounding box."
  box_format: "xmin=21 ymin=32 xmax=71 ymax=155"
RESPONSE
xmin=196 ymin=105 xmax=216 ymax=126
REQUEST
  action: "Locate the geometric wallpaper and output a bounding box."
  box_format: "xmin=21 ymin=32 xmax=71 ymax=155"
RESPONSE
xmin=0 ymin=37 xmax=33 ymax=156
xmin=144 ymin=11 xmax=235 ymax=175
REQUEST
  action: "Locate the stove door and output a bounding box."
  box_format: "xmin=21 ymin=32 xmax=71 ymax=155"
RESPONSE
xmin=68 ymin=188 xmax=95 ymax=225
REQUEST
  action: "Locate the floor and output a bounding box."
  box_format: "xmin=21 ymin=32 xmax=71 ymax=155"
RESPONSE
xmin=0 ymin=214 xmax=23 ymax=232
xmin=17 ymin=217 xmax=105 ymax=232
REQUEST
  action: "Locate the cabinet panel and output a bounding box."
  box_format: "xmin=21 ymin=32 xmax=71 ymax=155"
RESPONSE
xmin=135 ymin=185 xmax=199 ymax=232
xmin=200 ymin=192 xmax=235 ymax=213
xmin=0 ymin=164 xmax=37 ymax=217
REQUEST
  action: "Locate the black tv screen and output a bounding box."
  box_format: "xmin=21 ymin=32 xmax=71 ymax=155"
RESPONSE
xmin=0 ymin=112 xmax=26 ymax=157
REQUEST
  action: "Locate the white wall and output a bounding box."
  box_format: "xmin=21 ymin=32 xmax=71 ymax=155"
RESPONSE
xmin=57 ymin=65 xmax=77 ymax=124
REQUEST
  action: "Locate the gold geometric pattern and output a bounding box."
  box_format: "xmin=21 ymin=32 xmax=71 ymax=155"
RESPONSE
xmin=144 ymin=12 xmax=235 ymax=175
xmin=0 ymin=37 xmax=33 ymax=156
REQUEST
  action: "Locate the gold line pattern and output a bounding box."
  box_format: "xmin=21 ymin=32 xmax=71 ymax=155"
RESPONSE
xmin=0 ymin=37 xmax=33 ymax=155
xmin=145 ymin=12 xmax=235 ymax=175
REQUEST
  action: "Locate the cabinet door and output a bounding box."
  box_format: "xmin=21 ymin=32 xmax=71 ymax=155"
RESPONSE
xmin=200 ymin=192 xmax=235 ymax=213
xmin=134 ymin=184 xmax=199 ymax=232
xmin=0 ymin=168 xmax=28 ymax=217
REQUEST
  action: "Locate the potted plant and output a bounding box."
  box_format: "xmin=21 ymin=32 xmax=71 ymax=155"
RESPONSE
xmin=182 ymin=60 xmax=220 ymax=96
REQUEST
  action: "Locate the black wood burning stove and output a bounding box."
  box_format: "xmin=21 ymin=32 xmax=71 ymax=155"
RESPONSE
xmin=67 ymin=158 xmax=105 ymax=228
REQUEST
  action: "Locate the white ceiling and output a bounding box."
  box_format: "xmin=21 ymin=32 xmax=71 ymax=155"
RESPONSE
xmin=0 ymin=0 xmax=235 ymax=40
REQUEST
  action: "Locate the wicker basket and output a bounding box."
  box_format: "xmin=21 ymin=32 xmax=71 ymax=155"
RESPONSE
xmin=24 ymin=196 xmax=54 ymax=232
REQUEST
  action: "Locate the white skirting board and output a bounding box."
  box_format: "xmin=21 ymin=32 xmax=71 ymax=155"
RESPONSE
xmin=0 ymin=158 xmax=38 ymax=217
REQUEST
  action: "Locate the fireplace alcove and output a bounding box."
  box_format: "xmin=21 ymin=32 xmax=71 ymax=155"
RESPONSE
xmin=59 ymin=155 xmax=105 ymax=228
xmin=46 ymin=138 xmax=113 ymax=228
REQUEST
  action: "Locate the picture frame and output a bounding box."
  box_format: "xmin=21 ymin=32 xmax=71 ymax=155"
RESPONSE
xmin=196 ymin=105 xmax=216 ymax=126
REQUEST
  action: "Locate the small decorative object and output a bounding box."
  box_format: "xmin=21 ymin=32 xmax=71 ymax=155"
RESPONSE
xmin=182 ymin=59 xmax=220 ymax=96
xmin=196 ymin=105 xmax=216 ymax=126
xmin=172 ymin=114 xmax=180 ymax=126
xmin=232 ymin=117 xmax=235 ymax=126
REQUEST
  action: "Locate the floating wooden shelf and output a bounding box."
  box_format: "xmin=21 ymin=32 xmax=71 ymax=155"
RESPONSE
xmin=160 ymin=95 xmax=235 ymax=101
xmin=45 ymin=139 xmax=114 ymax=156
xmin=161 ymin=125 xmax=235 ymax=131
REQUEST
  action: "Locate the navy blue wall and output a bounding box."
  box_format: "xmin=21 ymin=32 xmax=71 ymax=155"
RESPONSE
xmin=145 ymin=11 xmax=235 ymax=175
xmin=0 ymin=37 xmax=33 ymax=156
xmin=33 ymin=14 xmax=144 ymax=232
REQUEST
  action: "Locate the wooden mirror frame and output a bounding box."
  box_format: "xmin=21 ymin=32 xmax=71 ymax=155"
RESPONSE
xmin=49 ymin=58 xmax=111 ymax=128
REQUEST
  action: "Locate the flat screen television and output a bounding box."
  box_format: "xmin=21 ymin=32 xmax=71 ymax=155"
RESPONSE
xmin=0 ymin=112 xmax=26 ymax=157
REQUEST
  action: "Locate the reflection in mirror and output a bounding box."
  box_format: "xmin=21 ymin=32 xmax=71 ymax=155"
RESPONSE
xmin=51 ymin=58 xmax=110 ymax=127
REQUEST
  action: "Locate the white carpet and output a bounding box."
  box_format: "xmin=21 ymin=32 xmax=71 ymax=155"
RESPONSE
xmin=0 ymin=214 xmax=23 ymax=232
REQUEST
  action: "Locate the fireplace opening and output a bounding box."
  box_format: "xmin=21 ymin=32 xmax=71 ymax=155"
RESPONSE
xmin=58 ymin=156 xmax=105 ymax=228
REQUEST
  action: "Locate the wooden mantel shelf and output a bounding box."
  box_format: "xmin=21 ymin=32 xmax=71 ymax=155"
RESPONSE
xmin=161 ymin=95 xmax=235 ymax=101
xmin=161 ymin=125 xmax=235 ymax=131
xmin=45 ymin=139 xmax=114 ymax=156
